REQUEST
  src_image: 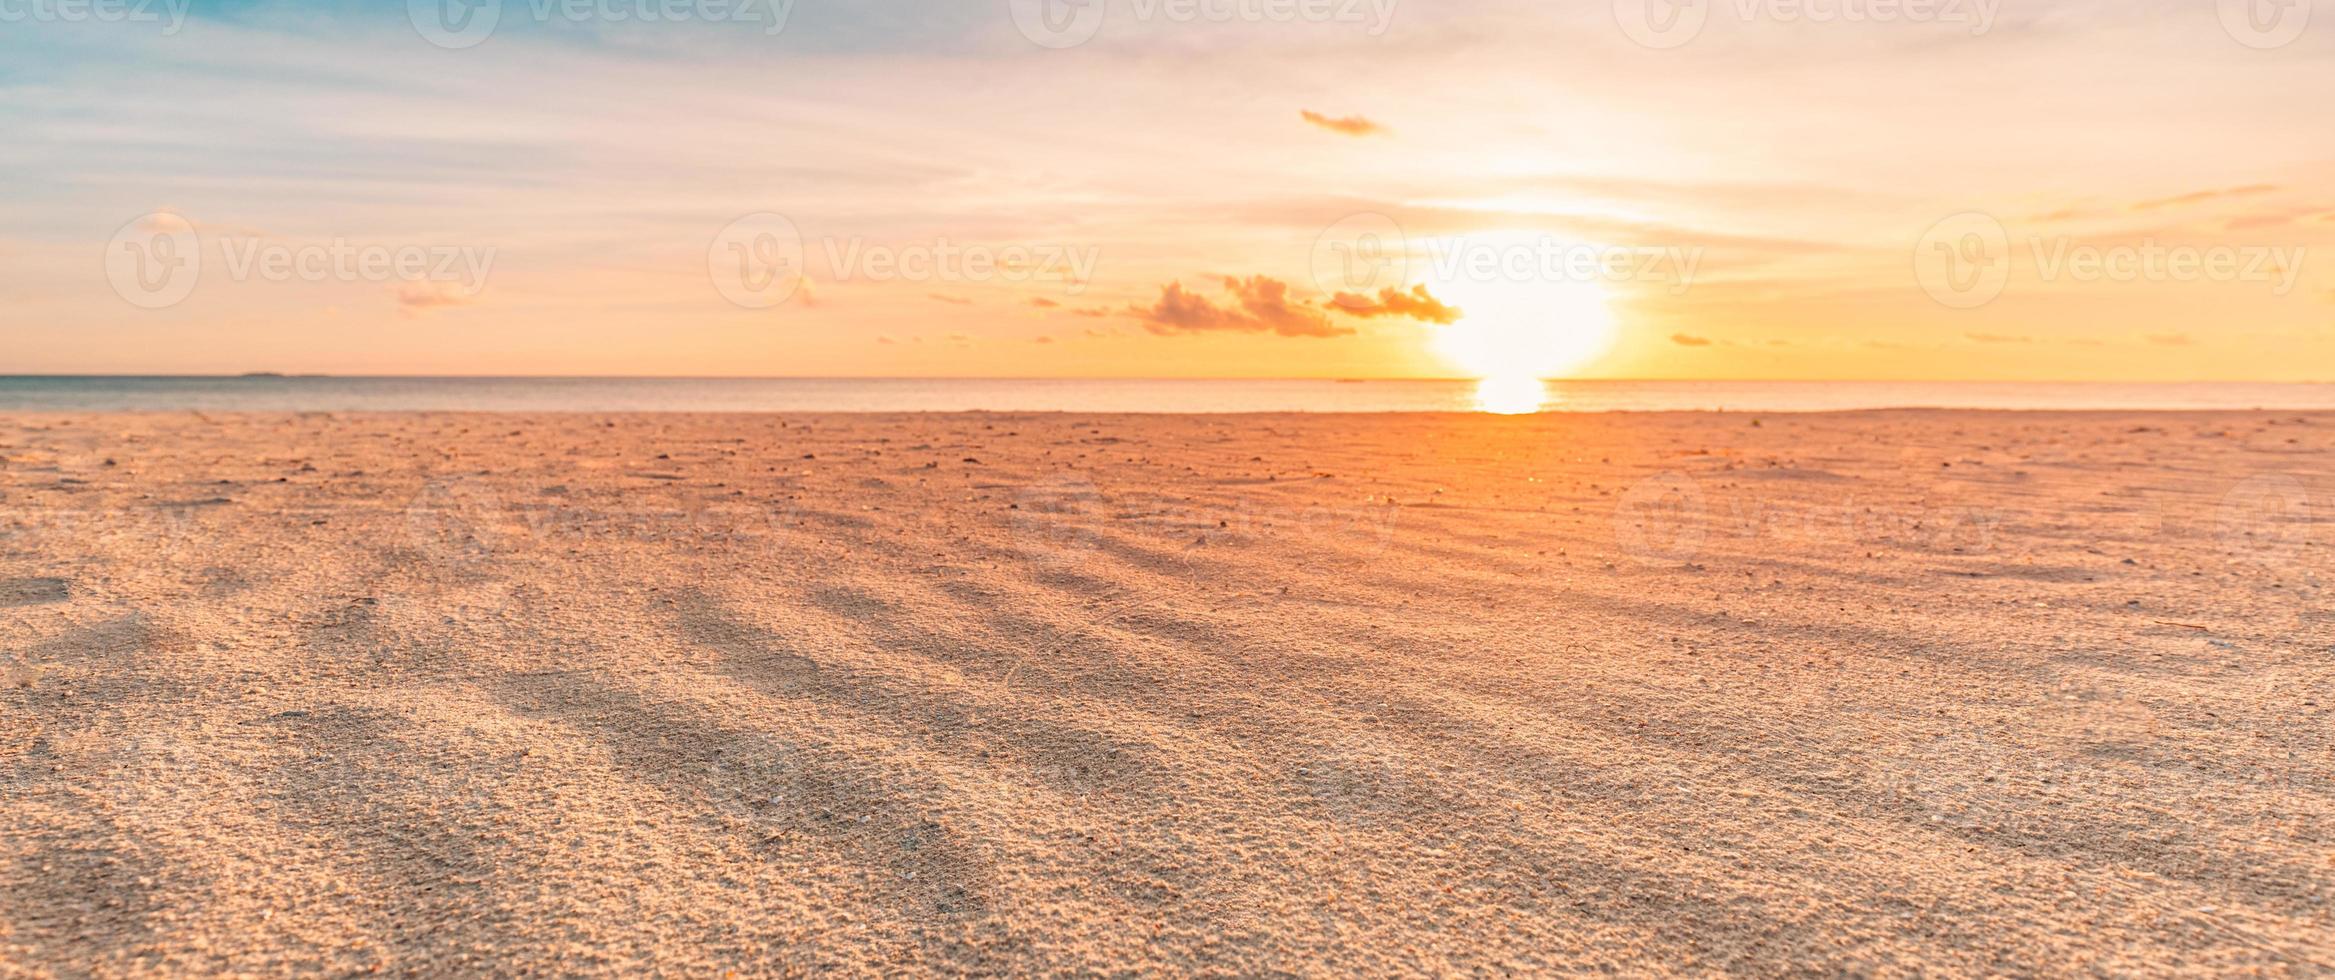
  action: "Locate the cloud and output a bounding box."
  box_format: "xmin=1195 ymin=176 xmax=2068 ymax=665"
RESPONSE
xmin=1300 ymin=110 xmax=1384 ymax=137
xmin=1326 ymin=284 xmax=1461 ymax=323
xmin=1028 ymin=297 xmax=1061 ymax=308
xmin=1965 ymin=332 xmax=2032 ymax=344
xmin=2145 ymin=332 xmax=2193 ymax=346
xmin=876 ymin=335 xmax=897 ymax=345
xmin=1070 ymin=306 xmax=1113 ymax=318
xmin=928 ymin=293 xmax=973 ymax=305
xmin=1670 ymin=333 xmax=1714 ymax=346
xmin=2224 ymin=208 xmax=2319 ymax=230
xmin=2132 ymin=184 xmax=2277 ymax=211
xmin=396 ymin=282 xmax=476 ymax=316
xmin=1128 ymin=276 xmax=1350 ymax=338
xmin=1033 ymin=335 xmax=1055 ymax=344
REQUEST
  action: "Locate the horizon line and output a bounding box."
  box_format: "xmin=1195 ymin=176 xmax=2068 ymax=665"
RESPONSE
xmin=2 ymin=375 xmax=2330 ymax=385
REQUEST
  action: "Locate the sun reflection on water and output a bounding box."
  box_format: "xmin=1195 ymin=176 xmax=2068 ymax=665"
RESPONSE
xmin=1473 ymin=375 xmax=1548 ymax=415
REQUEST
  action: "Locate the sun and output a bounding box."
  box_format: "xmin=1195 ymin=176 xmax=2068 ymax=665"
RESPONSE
xmin=1422 ymin=240 xmax=1620 ymax=380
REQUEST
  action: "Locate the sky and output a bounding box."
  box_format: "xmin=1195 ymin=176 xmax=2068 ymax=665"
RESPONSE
xmin=2 ymin=0 xmax=2332 ymax=380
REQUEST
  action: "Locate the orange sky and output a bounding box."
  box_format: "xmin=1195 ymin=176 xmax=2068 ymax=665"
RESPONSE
xmin=5 ymin=1 xmax=2331 ymax=379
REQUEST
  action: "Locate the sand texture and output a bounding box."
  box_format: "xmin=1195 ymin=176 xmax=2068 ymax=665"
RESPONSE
xmin=2 ymin=410 xmax=2331 ymax=975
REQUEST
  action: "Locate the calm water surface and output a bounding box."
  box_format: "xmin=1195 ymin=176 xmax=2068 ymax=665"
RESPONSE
xmin=2 ymin=377 xmax=2332 ymax=414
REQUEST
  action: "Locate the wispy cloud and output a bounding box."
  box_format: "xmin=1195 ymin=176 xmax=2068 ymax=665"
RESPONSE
xmin=1300 ymin=110 xmax=1384 ymax=137
xmin=396 ymin=282 xmax=476 ymax=317
xmin=2131 ymin=185 xmax=2277 ymax=211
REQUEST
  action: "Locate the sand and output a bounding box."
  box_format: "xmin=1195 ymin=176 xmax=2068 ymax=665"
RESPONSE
xmin=1 ymin=410 xmax=2329 ymax=975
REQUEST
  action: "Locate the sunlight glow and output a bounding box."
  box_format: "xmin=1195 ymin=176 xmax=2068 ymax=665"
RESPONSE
xmin=1425 ymin=250 xmax=1619 ymax=381
xmin=1472 ymin=375 xmax=1548 ymax=414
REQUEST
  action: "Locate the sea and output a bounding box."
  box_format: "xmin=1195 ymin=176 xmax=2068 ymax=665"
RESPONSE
xmin=1 ymin=376 xmax=2331 ymax=414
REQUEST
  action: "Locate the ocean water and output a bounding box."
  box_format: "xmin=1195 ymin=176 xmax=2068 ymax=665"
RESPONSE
xmin=1 ymin=376 xmax=2331 ymax=414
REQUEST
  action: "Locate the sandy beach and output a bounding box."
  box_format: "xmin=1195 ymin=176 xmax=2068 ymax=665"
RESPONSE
xmin=2 ymin=410 xmax=2329 ymax=975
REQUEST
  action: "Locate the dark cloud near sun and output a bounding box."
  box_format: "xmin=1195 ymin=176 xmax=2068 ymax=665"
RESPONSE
xmin=1327 ymin=284 xmax=1460 ymax=324
xmin=1128 ymin=276 xmax=1350 ymax=338
xmin=1670 ymin=333 xmax=1713 ymax=347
